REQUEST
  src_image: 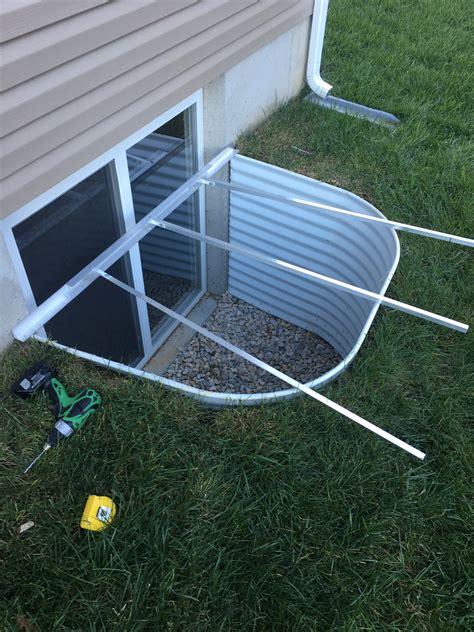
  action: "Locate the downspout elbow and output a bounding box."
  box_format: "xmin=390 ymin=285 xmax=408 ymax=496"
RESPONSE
xmin=307 ymin=68 xmax=332 ymax=100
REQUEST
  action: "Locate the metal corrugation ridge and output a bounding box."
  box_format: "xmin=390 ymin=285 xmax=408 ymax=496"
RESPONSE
xmin=230 ymin=195 xmax=392 ymax=274
xmin=228 ymin=263 xmax=361 ymax=354
xmin=230 ymin=214 xmax=384 ymax=292
xmin=228 ymin=154 xmax=399 ymax=374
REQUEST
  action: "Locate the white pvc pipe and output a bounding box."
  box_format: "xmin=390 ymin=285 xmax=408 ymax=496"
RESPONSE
xmin=202 ymin=179 xmax=474 ymax=249
xmin=152 ymin=220 xmax=469 ymax=334
xmin=97 ymin=269 xmax=425 ymax=460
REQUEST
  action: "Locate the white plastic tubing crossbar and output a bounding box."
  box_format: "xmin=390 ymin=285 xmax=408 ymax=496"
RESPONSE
xmin=201 ymin=179 xmax=474 ymax=249
xmin=151 ymin=220 xmax=469 ymax=334
xmin=12 ymin=147 xmax=237 ymax=342
xmin=96 ymin=269 xmax=425 ymax=461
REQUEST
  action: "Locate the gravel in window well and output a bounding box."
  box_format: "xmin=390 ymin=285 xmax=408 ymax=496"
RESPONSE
xmin=143 ymin=270 xmax=193 ymax=330
xmin=163 ymin=293 xmax=341 ymax=393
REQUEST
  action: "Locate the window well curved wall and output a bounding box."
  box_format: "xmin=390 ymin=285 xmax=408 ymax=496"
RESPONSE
xmin=156 ymin=155 xmax=400 ymax=407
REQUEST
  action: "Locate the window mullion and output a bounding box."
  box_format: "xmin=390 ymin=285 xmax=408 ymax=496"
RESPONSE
xmin=111 ymin=153 xmax=153 ymax=362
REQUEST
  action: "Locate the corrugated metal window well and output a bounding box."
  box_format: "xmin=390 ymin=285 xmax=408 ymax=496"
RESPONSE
xmin=11 ymin=147 xmax=472 ymax=461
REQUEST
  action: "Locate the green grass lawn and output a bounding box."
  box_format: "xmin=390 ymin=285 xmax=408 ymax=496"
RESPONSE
xmin=1 ymin=0 xmax=473 ymax=629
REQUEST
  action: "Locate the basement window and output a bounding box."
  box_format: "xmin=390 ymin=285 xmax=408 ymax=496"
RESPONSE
xmin=6 ymin=93 xmax=205 ymax=368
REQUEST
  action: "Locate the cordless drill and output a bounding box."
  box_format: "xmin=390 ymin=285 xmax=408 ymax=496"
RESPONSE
xmin=12 ymin=362 xmax=101 ymax=473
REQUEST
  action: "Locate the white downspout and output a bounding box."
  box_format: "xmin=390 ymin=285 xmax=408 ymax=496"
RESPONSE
xmin=306 ymin=0 xmax=332 ymax=98
xmin=306 ymin=0 xmax=400 ymax=126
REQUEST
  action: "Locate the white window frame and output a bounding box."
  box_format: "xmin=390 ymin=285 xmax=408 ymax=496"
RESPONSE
xmin=1 ymin=90 xmax=206 ymax=369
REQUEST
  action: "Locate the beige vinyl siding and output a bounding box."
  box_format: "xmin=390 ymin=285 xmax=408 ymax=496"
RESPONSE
xmin=0 ymin=0 xmax=109 ymax=43
xmin=0 ymin=0 xmax=312 ymax=219
xmin=0 ymin=0 xmax=199 ymax=89
xmin=1 ymin=0 xmax=257 ymax=138
xmin=2 ymin=0 xmax=275 ymax=174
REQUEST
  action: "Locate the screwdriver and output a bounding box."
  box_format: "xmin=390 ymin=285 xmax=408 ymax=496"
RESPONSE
xmin=23 ymin=386 xmax=101 ymax=474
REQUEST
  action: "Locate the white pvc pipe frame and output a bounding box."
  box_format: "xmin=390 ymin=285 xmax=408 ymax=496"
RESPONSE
xmin=153 ymin=220 xmax=469 ymax=332
xmin=202 ymin=179 xmax=474 ymax=250
xmin=97 ymin=269 xmax=426 ymax=460
xmin=14 ymin=147 xmax=472 ymax=460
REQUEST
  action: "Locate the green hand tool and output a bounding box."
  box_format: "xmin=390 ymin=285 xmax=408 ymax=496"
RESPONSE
xmin=12 ymin=362 xmax=101 ymax=474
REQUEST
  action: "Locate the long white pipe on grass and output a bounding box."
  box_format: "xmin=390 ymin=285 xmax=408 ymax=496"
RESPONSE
xmin=96 ymin=269 xmax=426 ymax=461
xmin=151 ymin=220 xmax=469 ymax=334
xmin=201 ymin=179 xmax=474 ymax=249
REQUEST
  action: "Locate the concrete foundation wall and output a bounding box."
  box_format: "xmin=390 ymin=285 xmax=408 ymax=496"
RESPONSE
xmin=0 ymin=232 xmax=28 ymax=353
xmin=203 ymin=17 xmax=311 ymax=294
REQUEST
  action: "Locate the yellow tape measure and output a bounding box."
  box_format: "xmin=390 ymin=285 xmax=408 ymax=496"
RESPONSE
xmin=80 ymin=495 xmax=117 ymax=531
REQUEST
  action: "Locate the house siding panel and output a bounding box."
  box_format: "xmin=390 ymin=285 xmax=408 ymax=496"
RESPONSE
xmin=0 ymin=0 xmax=312 ymax=219
xmin=2 ymin=0 xmax=284 ymax=176
xmin=0 ymin=0 xmax=199 ymax=87
xmin=1 ymin=0 xmax=259 ymax=143
xmin=0 ymin=0 xmax=110 ymax=43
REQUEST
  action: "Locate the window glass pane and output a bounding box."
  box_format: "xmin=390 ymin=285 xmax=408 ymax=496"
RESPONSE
xmin=126 ymin=108 xmax=201 ymax=337
xmin=13 ymin=166 xmax=144 ymax=364
xmin=143 ymin=206 xmax=201 ymax=332
xmin=127 ymin=112 xmax=193 ymax=213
